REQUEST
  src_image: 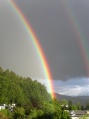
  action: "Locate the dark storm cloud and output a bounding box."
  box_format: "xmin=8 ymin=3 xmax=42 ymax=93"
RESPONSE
xmin=0 ymin=1 xmax=46 ymax=79
xmin=0 ymin=0 xmax=89 ymax=81
xmin=14 ymin=0 xmax=89 ymax=80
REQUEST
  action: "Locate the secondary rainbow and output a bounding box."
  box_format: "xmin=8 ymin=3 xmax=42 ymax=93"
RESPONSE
xmin=62 ymin=1 xmax=89 ymax=76
xmin=9 ymin=0 xmax=55 ymax=98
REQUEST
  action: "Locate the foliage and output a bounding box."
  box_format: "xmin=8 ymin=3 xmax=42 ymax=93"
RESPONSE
xmin=68 ymin=100 xmax=73 ymax=110
xmin=0 ymin=112 xmax=8 ymax=119
xmin=85 ymin=102 xmax=89 ymax=110
xmin=81 ymin=105 xmax=85 ymax=110
xmin=13 ymin=107 xmax=25 ymax=119
xmin=0 ymin=67 xmax=72 ymax=119
xmin=61 ymin=111 xmax=71 ymax=119
xmin=76 ymin=102 xmax=81 ymax=110
xmin=0 ymin=109 xmax=12 ymax=119
xmin=0 ymin=68 xmax=51 ymax=106
xmin=79 ymin=114 xmax=89 ymax=119
xmin=71 ymin=104 xmax=77 ymax=110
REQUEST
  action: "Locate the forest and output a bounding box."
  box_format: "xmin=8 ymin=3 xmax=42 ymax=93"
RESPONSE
xmin=0 ymin=67 xmax=88 ymax=119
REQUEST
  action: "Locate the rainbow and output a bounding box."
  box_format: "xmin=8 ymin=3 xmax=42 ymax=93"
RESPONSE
xmin=9 ymin=0 xmax=55 ymax=98
xmin=62 ymin=1 xmax=89 ymax=76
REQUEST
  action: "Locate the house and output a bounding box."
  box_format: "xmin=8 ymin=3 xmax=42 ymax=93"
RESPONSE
xmin=70 ymin=110 xmax=89 ymax=119
xmin=0 ymin=104 xmax=7 ymax=110
xmin=8 ymin=103 xmax=16 ymax=112
xmin=0 ymin=103 xmax=16 ymax=111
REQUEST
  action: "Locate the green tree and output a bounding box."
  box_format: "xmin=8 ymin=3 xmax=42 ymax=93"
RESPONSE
xmin=68 ymin=100 xmax=73 ymax=110
xmin=61 ymin=111 xmax=71 ymax=119
xmin=13 ymin=107 xmax=25 ymax=119
xmin=71 ymin=104 xmax=77 ymax=110
xmin=76 ymin=102 xmax=81 ymax=110
xmin=81 ymin=105 xmax=84 ymax=110
xmin=60 ymin=99 xmax=68 ymax=110
xmin=0 ymin=67 xmax=3 ymax=75
xmin=0 ymin=109 xmax=12 ymax=119
xmin=85 ymin=102 xmax=89 ymax=110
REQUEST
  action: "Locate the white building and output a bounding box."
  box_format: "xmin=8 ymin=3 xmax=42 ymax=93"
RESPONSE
xmin=0 ymin=103 xmax=16 ymax=111
xmin=70 ymin=110 xmax=89 ymax=119
xmin=0 ymin=104 xmax=7 ymax=110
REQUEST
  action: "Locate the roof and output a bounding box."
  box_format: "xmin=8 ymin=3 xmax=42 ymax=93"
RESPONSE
xmin=70 ymin=110 xmax=89 ymax=117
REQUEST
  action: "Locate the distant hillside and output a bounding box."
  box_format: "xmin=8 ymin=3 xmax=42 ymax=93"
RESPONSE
xmin=55 ymin=93 xmax=89 ymax=107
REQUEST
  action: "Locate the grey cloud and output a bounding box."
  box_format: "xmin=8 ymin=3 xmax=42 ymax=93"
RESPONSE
xmin=37 ymin=78 xmax=89 ymax=96
xmin=56 ymin=85 xmax=89 ymax=96
xmin=0 ymin=0 xmax=89 ymax=80
xmin=14 ymin=0 xmax=89 ymax=79
xmin=0 ymin=1 xmax=46 ymax=79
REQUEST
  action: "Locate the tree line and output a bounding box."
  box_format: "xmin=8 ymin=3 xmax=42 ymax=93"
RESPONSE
xmin=0 ymin=67 xmax=88 ymax=119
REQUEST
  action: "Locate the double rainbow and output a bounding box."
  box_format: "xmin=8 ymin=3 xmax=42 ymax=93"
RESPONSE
xmin=9 ymin=0 xmax=89 ymax=99
xmin=62 ymin=1 xmax=89 ymax=76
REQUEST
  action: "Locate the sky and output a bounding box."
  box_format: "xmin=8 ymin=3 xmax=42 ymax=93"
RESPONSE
xmin=0 ymin=0 xmax=89 ymax=96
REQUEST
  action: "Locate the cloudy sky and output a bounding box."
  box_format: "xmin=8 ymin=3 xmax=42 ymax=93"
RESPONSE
xmin=0 ymin=0 xmax=89 ymax=96
xmin=38 ymin=77 xmax=89 ymax=96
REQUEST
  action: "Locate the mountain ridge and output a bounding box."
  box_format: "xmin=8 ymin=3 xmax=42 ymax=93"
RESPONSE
xmin=54 ymin=93 xmax=89 ymax=107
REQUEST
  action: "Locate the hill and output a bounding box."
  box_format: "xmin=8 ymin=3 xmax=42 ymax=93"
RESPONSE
xmin=0 ymin=67 xmax=72 ymax=119
xmin=0 ymin=67 xmax=51 ymax=106
xmin=55 ymin=93 xmax=89 ymax=107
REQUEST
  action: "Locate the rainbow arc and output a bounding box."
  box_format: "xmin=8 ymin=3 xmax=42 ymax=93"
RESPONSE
xmin=9 ymin=0 xmax=55 ymax=98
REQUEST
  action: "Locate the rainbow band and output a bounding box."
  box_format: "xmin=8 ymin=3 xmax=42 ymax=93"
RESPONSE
xmin=9 ymin=0 xmax=55 ymax=98
xmin=62 ymin=1 xmax=89 ymax=76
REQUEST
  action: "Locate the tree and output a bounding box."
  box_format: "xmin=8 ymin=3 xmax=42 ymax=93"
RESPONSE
xmin=60 ymin=99 xmax=68 ymax=106
xmin=85 ymin=102 xmax=89 ymax=110
xmin=0 ymin=67 xmax=73 ymax=119
xmin=76 ymin=102 xmax=81 ymax=110
xmin=60 ymin=99 xmax=68 ymax=110
xmin=68 ymin=100 xmax=73 ymax=110
xmin=61 ymin=111 xmax=71 ymax=119
xmin=0 ymin=109 xmax=12 ymax=119
xmin=81 ymin=105 xmax=84 ymax=110
xmin=71 ymin=104 xmax=77 ymax=110
xmin=0 ymin=67 xmax=3 ymax=75
xmin=13 ymin=107 xmax=25 ymax=119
